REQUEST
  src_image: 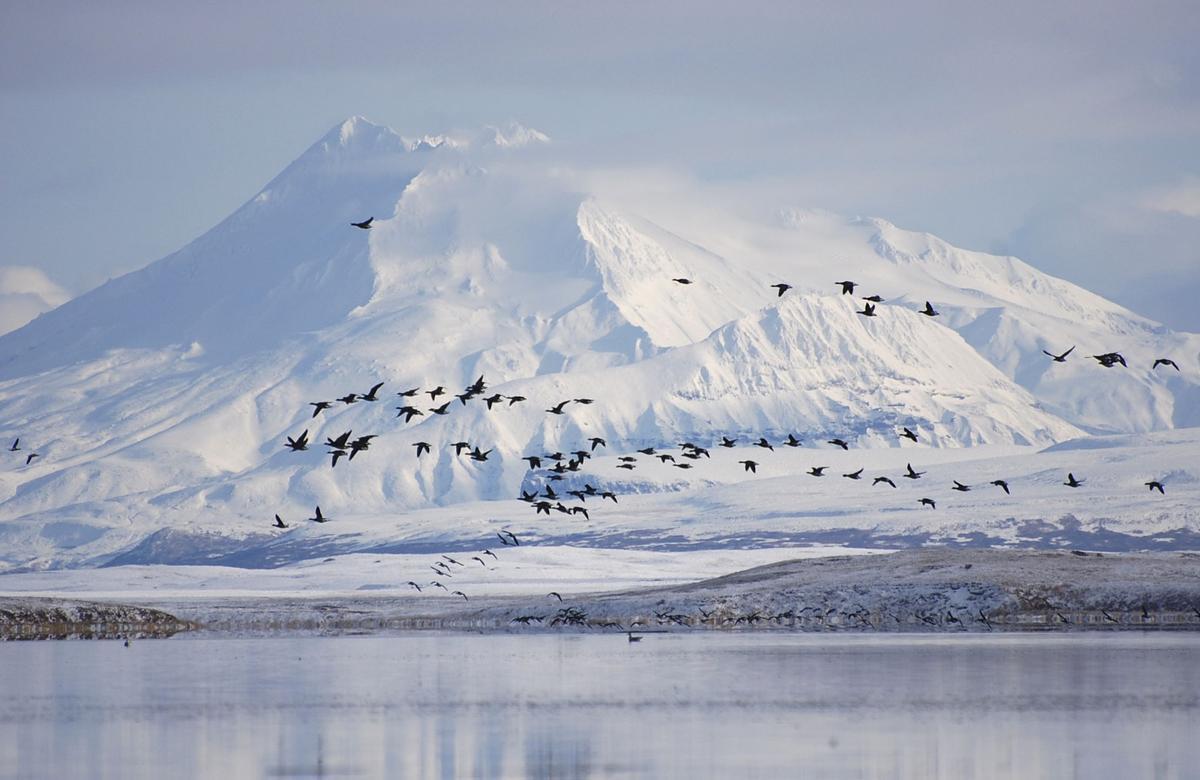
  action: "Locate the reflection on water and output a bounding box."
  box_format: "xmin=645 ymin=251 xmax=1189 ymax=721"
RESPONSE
xmin=1 ymin=633 xmax=1198 ymax=779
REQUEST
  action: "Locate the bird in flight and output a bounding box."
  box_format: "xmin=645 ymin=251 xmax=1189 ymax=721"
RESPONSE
xmin=919 ymin=498 xmax=936 ymax=509
xmin=308 ymin=401 xmax=333 ymax=418
xmin=273 ymin=514 xmax=288 ymax=529
xmin=755 ymin=438 xmax=774 ymax=451
xmin=952 ymin=481 xmax=971 ymax=492
xmin=1042 ymin=346 xmax=1075 ymax=363
xmin=24 ymin=453 xmax=39 ymax=465
xmin=857 ymin=302 xmax=877 ymax=317
xmin=506 ymin=395 xmax=527 ymax=406
xmin=546 ymin=401 xmax=570 ymax=415
xmin=672 ymin=278 xmax=692 ymax=285
xmin=903 ymin=463 xmax=924 ymax=480
xmin=783 ymin=434 xmax=802 ymax=448
xmin=284 ymin=430 xmax=310 ymax=452
xmin=1145 ymin=480 xmax=1165 ymax=494
xmin=397 ymin=387 xmax=420 ymax=397
xmin=719 ymin=437 xmax=737 ymax=448
xmin=429 ymin=402 xmax=451 ymax=415
xmin=1153 ymin=358 xmax=1180 ymax=371
xmin=351 ymin=217 xmax=373 ymax=229
xmin=873 ymin=476 xmax=896 ymax=488
xmin=837 ymin=281 xmax=857 ymax=295
xmin=770 ymin=283 xmax=792 ymax=297
xmin=451 ymin=591 xmax=469 ymax=601
xmin=309 ymin=506 xmax=329 ymax=523
xmin=325 ymin=431 xmax=353 ymax=450
xmin=337 ymin=393 xmax=359 ymax=405
xmin=862 ymin=294 xmax=884 ymax=303
xmin=827 ymin=438 xmax=849 ymax=450
xmin=900 ymin=428 xmax=918 ymax=442
xmin=1090 ymin=352 xmax=1127 ymax=368
xmin=328 ymin=449 xmax=347 ymax=468
xmin=739 ymin=460 xmax=758 ymax=473
xmin=407 ymin=581 xmax=422 ymax=592
xmin=843 ymin=468 xmax=864 ymax=480
xmin=427 ymin=386 xmax=446 ymax=400
xmin=990 ymin=479 xmax=1010 ymax=494
xmin=360 ymin=382 xmax=384 ymax=401
xmin=1064 ymin=472 xmax=1084 ymax=488
xmin=8 ymin=438 xmax=18 ymax=452
xmin=548 ymin=592 xmax=563 ymax=602
xmin=919 ymin=301 xmax=939 ymax=317
xmin=483 ymin=394 xmax=504 ymax=410
xmin=395 ymin=406 xmax=423 ymax=422
xmin=589 ymin=437 xmax=606 ymax=451
xmin=522 ymin=455 xmax=542 ymax=469
xmin=807 ymin=466 xmax=827 ymax=477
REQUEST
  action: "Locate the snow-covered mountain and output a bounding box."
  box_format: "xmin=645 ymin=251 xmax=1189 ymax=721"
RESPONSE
xmin=0 ymin=117 xmax=1196 ymax=571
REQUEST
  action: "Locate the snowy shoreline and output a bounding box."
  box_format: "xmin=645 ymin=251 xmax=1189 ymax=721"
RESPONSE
xmin=5 ymin=549 xmax=1198 ymax=639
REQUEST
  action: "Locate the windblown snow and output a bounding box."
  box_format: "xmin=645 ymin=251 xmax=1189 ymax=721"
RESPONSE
xmin=0 ymin=117 xmax=1197 ymax=580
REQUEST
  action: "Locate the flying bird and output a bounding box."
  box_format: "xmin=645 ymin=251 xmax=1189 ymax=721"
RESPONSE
xmin=309 ymin=506 xmax=329 ymax=523
xmin=601 ymin=491 xmax=618 ymax=503
xmin=308 ymin=401 xmax=333 ymax=418
xmin=506 ymin=395 xmax=527 ymax=405
xmin=284 ymin=430 xmax=310 ymax=452
xmin=672 ymin=278 xmax=692 ymax=285
xmin=952 ymin=481 xmax=971 ymax=492
xmin=1090 ymin=352 xmax=1127 ymax=368
xmin=429 ymin=402 xmax=451 ymax=415
xmin=719 ymin=437 xmax=737 ymax=448
xmin=990 ymin=479 xmax=1010 ymax=494
xmin=589 ymin=437 xmax=606 ymax=451
xmin=522 ymin=455 xmax=543 ymax=469
xmin=637 ymin=448 xmax=657 ymax=455
xmin=828 ymin=438 xmax=848 ymax=450
xmin=328 ymin=449 xmax=347 ymax=467
xmin=783 ymin=434 xmax=802 ymax=448
xmin=755 ymin=438 xmax=774 ymax=451
xmin=395 ymin=406 xmax=423 ymax=422
xmin=573 ymin=398 xmax=594 ymax=405
xmin=451 ymin=591 xmax=469 ymax=601
xmin=483 ymin=394 xmax=504 ymax=410
xmin=8 ymin=438 xmax=19 ymax=452
xmin=837 ymin=281 xmax=857 ymax=295
xmin=431 ymin=581 xmax=448 ymax=591
xmin=903 ymin=463 xmax=924 ymax=480
xmin=770 ymin=283 xmax=792 ymax=297
xmin=426 ymin=386 xmax=446 ymax=400
xmin=843 ymin=468 xmax=864 ymax=480
xmin=900 ymin=428 xmax=918 ymax=442
xmin=861 ymin=294 xmax=884 ymax=302
xmin=360 ymin=382 xmax=384 ymax=402
xmin=1064 ymin=472 xmax=1084 ymax=488
xmin=739 ymin=460 xmax=758 ymax=473
xmin=617 ymin=463 xmax=636 ymax=470
xmin=546 ymin=401 xmax=570 ymax=415
xmin=407 ymin=581 xmax=422 ymax=592
xmin=548 ymin=592 xmax=563 ymax=602
xmin=325 ymin=431 xmax=353 ymax=450
xmin=1043 ymin=346 xmax=1075 ymax=363
xmin=873 ymin=476 xmax=896 ymax=488
xmin=807 ymin=466 xmax=827 ymax=477
xmin=337 ymin=393 xmax=359 ymax=405
xmin=413 ymin=441 xmax=431 ymax=457
xmin=273 ymin=514 xmax=288 ymax=528
xmin=351 ymin=217 xmax=373 ymax=229
xmin=858 ymin=302 xmax=877 ymax=317
xmin=397 ymin=387 xmax=420 ymax=397
xmin=919 ymin=301 xmax=939 ymax=317
xmin=919 ymin=498 xmax=936 ymax=509
xmin=1153 ymin=358 xmax=1180 ymax=371
xmin=1145 ymin=480 xmax=1165 ymax=494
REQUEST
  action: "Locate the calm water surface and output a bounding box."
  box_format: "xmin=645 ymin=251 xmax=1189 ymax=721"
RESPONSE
xmin=0 ymin=633 xmax=1197 ymax=779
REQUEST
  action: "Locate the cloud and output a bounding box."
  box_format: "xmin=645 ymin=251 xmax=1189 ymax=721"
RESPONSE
xmin=1141 ymin=176 xmax=1200 ymax=219
xmin=0 ymin=266 xmax=71 ymax=336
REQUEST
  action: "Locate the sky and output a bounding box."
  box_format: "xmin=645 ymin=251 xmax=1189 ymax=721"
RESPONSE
xmin=2 ymin=1 xmax=1199 ymax=329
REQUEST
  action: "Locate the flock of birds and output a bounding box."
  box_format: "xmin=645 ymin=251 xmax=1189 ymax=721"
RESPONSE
xmin=254 ymin=224 xmax=1192 ymax=603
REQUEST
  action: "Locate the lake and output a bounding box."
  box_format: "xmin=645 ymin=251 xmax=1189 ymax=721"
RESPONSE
xmin=1 ymin=633 xmax=1197 ymax=778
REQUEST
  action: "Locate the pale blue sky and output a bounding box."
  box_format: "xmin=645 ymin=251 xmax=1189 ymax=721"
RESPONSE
xmin=3 ymin=1 xmax=1199 ymax=327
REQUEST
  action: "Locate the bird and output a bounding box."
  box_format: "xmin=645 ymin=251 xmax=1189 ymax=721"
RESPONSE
xmin=990 ymin=479 xmax=1010 ymax=494
xmin=719 ymin=437 xmax=737 ymax=448
xmin=861 ymin=294 xmax=884 ymax=303
xmin=1043 ymin=346 xmax=1075 ymax=363
xmin=309 ymin=506 xmax=329 ymax=523
xmin=1145 ymin=480 xmax=1165 ymax=494
xmin=1090 ymin=352 xmax=1127 ymax=368
xmin=843 ymin=468 xmax=864 ymax=480
xmin=617 ymin=463 xmax=635 ymax=470
xmin=1064 ymin=472 xmax=1084 ymax=488
xmin=546 ymin=401 xmax=570 ymax=415
xmin=589 ymin=437 xmax=606 ymax=451
xmin=828 ymin=438 xmax=849 ymax=450
xmin=672 ymin=278 xmax=692 ymax=285
xmin=396 ymin=406 xmax=423 ymax=422
xmin=284 ymin=430 xmax=310 ymax=452
xmin=952 ymin=481 xmax=971 ymax=492
xmin=601 ymin=491 xmax=618 ymax=503
xmin=483 ymin=549 xmax=498 ymax=559
xmin=360 ymin=382 xmax=384 ymax=401
xmin=674 ymin=463 xmax=693 ymax=470
xmin=506 ymin=395 xmax=527 ymax=406
xmin=427 ymin=386 xmax=446 ymax=400
xmin=328 ymin=449 xmax=347 ymax=468
xmin=900 ymin=428 xmax=918 ymax=442
xmin=543 ymin=485 xmax=559 ymax=500
xmin=308 ymin=401 xmax=333 ymax=418
xmin=919 ymin=498 xmax=936 ymax=509
xmin=574 ymin=398 xmax=594 ymax=405
xmin=429 ymin=402 xmax=451 ymax=415
xmin=351 ymin=217 xmax=373 ymax=229
xmin=338 ymin=393 xmax=361 ymax=405
xmin=770 ymin=283 xmax=792 ymax=297
xmin=451 ymin=441 xmax=472 ymax=456
xmin=807 ymin=466 xmax=827 ymax=477
xmin=502 ymin=530 xmax=520 ymax=546
xmin=783 ymin=434 xmax=802 ymax=448
xmin=431 ymin=581 xmax=448 ymax=591
xmin=918 ymin=301 xmax=939 ymax=317
xmin=903 ymin=463 xmax=924 ymax=480
xmin=483 ymin=394 xmax=504 ymax=410
xmin=548 ymin=592 xmax=563 ymax=602
xmin=8 ymin=438 xmax=18 ymax=452
xmin=522 ymin=455 xmax=542 ymax=469
xmin=837 ymin=281 xmax=857 ymax=295
xmin=397 ymin=387 xmax=420 ymax=397
xmin=413 ymin=442 xmax=431 ymax=457
xmin=273 ymin=514 xmax=288 ymax=528
xmin=755 ymin=438 xmax=774 ymax=451
xmin=325 ymin=431 xmax=353 ymax=450
xmin=739 ymin=460 xmax=758 ymax=473
xmin=442 ymin=555 xmax=464 ymax=567
xmin=470 ymin=447 xmax=492 ymax=462
xmin=873 ymin=476 xmax=896 ymax=488
xmin=1153 ymin=358 xmax=1180 ymax=371
xmin=452 ymin=591 xmax=469 ymax=601
xmin=858 ymin=302 xmax=877 ymax=317
xmin=637 ymin=447 xmax=656 ymax=455
xmin=407 ymin=581 xmax=422 ymax=592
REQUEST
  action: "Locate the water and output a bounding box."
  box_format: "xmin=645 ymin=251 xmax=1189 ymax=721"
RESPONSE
xmin=1 ymin=633 xmax=1197 ymax=779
